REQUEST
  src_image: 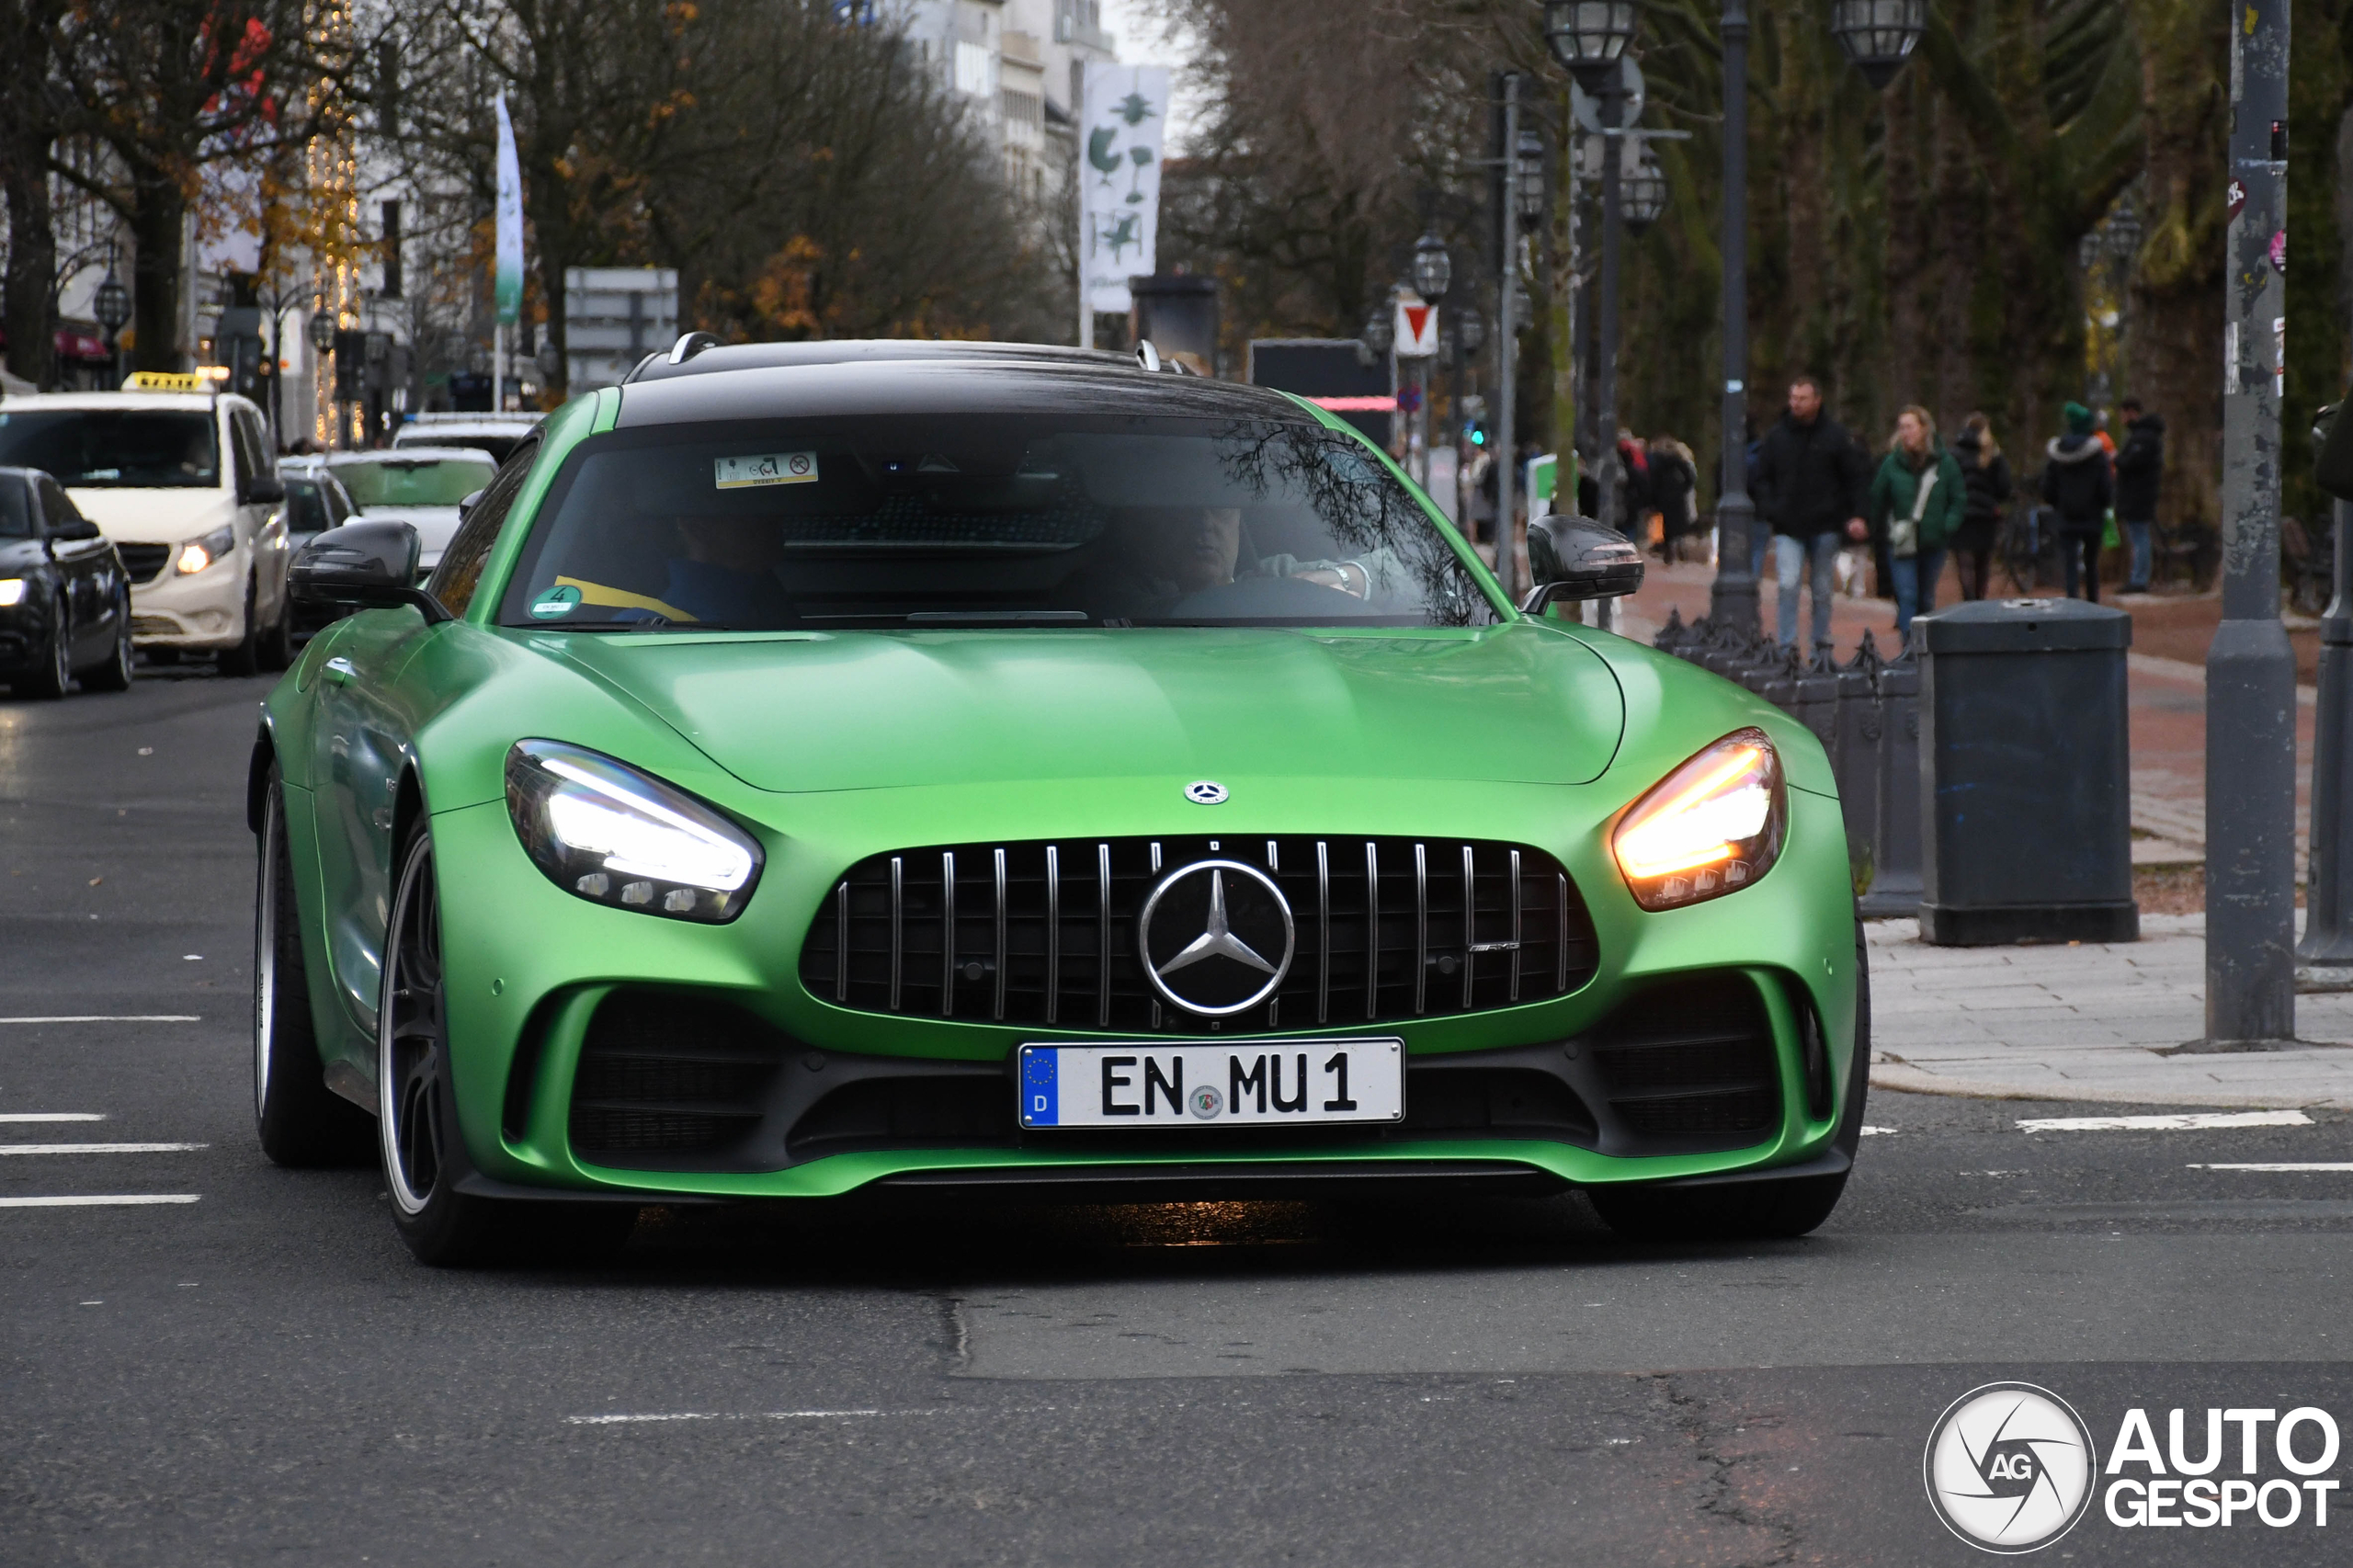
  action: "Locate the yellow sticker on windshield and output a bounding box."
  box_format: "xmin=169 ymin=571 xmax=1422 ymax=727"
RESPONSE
xmin=715 ymin=451 xmax=819 ymax=489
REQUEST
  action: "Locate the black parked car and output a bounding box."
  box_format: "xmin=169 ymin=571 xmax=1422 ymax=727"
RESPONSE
xmin=278 ymin=464 xmax=358 ymax=641
xmin=0 ymin=466 xmax=133 ymax=698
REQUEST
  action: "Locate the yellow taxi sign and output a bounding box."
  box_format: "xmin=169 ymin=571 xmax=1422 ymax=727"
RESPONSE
xmin=123 ymin=370 xmax=207 ymax=393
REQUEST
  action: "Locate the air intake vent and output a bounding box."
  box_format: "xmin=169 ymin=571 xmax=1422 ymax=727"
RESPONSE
xmin=567 ymin=992 xmax=786 ymax=1168
xmin=800 ymin=835 xmax=1598 ymax=1034
xmin=117 ymin=544 xmax=171 ymax=584
xmin=1587 ymin=973 xmax=1780 ymax=1150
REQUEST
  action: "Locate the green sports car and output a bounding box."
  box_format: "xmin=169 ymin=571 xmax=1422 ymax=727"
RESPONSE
xmin=252 ymin=342 xmax=1867 ymax=1264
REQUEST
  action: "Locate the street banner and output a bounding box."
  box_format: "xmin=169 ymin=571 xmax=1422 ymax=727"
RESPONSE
xmin=494 ymin=92 xmax=523 ymax=325
xmin=1079 ymin=63 xmax=1170 ymax=315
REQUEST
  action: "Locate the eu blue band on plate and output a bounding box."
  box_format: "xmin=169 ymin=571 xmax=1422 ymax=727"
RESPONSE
xmin=1021 ymin=1047 xmax=1058 ymax=1126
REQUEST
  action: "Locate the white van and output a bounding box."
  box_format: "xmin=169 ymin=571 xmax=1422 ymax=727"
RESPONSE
xmin=0 ymin=374 xmax=293 ymax=671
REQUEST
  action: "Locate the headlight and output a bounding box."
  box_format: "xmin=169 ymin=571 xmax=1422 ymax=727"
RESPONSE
xmin=505 ymin=740 xmax=762 ymax=922
xmin=1611 ymin=727 xmax=1786 ymax=911
xmin=0 ymin=579 xmax=24 ymax=608
xmin=175 ymin=524 xmax=237 ymax=575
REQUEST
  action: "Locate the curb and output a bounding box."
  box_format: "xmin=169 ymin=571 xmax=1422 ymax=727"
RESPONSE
xmin=1871 ymin=1060 xmax=2353 ymax=1110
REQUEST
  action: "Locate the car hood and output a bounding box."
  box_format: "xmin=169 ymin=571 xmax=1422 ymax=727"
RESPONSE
xmin=64 ymin=487 xmax=235 ymax=542
xmin=354 ymin=505 xmax=460 ymax=553
xmin=550 ymin=624 xmax=1625 ymax=794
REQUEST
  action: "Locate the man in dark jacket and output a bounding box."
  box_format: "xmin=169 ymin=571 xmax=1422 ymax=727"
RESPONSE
xmin=1753 ymin=377 xmax=1870 ymax=650
xmin=2041 ymin=401 xmax=2115 ymax=602
xmin=2112 ymin=399 xmax=2164 ymax=591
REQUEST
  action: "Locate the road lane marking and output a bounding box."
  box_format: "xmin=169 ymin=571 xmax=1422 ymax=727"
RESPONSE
xmin=0 ymin=1113 xmax=105 ymax=1122
xmin=0 ymin=1194 xmax=200 ymax=1208
xmin=0 ymin=1142 xmax=207 ymax=1155
xmin=565 ymin=1408 xmax=1051 ymax=1426
xmin=2188 ymin=1163 xmax=2353 ymax=1172
xmin=2018 ymin=1111 xmax=2313 ymax=1132
xmin=0 ymin=1016 xmax=199 ymax=1024
xmin=1859 ymin=1125 xmax=1897 ymax=1136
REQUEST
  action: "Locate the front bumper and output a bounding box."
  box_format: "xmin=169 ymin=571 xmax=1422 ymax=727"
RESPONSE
xmin=127 ymin=550 xmax=246 ymax=649
xmin=0 ymin=597 xmax=59 ymax=673
xmin=382 ymin=779 xmax=1860 ymax=1202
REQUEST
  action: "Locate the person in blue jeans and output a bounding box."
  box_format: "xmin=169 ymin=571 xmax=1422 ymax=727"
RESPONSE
xmin=1868 ymin=405 xmax=1967 ymax=642
xmin=1753 ymin=378 xmax=1871 ymax=650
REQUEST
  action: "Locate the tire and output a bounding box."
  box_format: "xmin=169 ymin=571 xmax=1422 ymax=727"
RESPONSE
xmin=1591 ymin=921 xmax=1871 ymax=1243
xmin=379 ymin=822 xmax=631 ymax=1265
xmin=82 ymin=588 xmax=134 ymax=692
xmin=218 ymin=574 xmax=260 ymax=676
xmin=255 ymin=773 xmax=374 ymax=1165
xmin=18 ymin=595 xmax=73 ymax=699
xmin=256 ymin=586 xmax=295 ymax=673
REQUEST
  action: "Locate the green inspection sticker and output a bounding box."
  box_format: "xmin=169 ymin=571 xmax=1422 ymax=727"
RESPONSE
xmin=530 ymin=585 xmax=583 ymax=619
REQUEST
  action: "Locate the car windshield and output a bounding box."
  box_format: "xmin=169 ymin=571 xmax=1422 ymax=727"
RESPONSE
xmin=334 ymin=456 xmax=495 ymax=509
xmin=498 ymin=414 xmax=1493 ymax=631
xmin=0 ymin=409 xmax=219 ymax=489
xmin=0 ymin=483 xmax=29 ymax=537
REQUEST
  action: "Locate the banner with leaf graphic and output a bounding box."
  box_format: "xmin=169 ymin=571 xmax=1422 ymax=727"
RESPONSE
xmin=1079 ymin=63 xmax=1170 ymax=315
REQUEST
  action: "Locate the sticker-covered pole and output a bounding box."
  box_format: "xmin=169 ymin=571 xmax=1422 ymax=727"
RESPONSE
xmin=1708 ymin=0 xmax=1759 ymax=633
xmin=1495 ymin=74 xmax=1519 ymax=604
xmin=2203 ymin=0 xmax=2297 ymax=1048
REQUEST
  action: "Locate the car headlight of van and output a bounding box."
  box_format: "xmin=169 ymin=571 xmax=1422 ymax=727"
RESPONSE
xmin=175 ymin=524 xmax=237 ymax=575
xmin=0 ymin=579 xmax=24 ymax=607
xmin=1611 ymin=728 xmax=1786 ymax=911
xmin=505 ymin=740 xmax=763 ymax=922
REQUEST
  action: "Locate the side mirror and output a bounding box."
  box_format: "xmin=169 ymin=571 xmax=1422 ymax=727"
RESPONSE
xmin=49 ymin=516 xmax=101 ymax=542
xmin=289 ymin=522 xmax=452 ymax=624
xmin=239 ymin=473 xmax=286 ymax=506
xmin=1520 ymin=513 xmax=1644 ymax=612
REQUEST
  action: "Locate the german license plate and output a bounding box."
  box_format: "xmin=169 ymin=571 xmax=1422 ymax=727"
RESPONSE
xmin=1017 ymin=1040 xmax=1404 ymax=1129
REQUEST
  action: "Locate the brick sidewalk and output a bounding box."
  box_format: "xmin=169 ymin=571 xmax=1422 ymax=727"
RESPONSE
xmin=1868 ymin=915 xmax=2353 ymax=1108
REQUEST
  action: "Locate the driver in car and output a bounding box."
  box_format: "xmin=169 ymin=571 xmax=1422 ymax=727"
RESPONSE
xmin=1131 ymin=506 xmax=1392 ymax=604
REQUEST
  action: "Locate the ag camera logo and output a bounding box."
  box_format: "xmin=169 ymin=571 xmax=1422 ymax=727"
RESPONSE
xmin=1924 ymin=1382 xmax=2097 ymax=1553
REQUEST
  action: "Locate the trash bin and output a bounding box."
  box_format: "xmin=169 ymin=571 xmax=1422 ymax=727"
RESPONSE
xmin=1915 ymin=597 xmax=2138 ymax=945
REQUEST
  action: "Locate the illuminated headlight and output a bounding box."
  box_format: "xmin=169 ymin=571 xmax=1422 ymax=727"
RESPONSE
xmin=175 ymin=524 xmax=237 ymax=575
xmin=1611 ymin=728 xmax=1786 ymax=911
xmin=505 ymin=740 xmax=762 ymax=922
xmin=0 ymin=579 xmax=23 ymax=607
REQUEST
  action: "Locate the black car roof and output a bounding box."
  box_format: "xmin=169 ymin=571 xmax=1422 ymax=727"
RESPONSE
xmin=620 ymin=337 xmax=1136 ymax=385
xmin=610 ymin=357 xmax=1311 ymax=429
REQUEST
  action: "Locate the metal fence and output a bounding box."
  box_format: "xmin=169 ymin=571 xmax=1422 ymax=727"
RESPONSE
xmin=1652 ymin=610 xmax=1920 ymax=916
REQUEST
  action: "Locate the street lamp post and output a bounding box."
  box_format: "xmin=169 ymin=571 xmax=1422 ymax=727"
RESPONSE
xmin=2202 ymin=0 xmax=2298 ymax=1048
xmin=308 ymin=305 xmax=339 ymax=449
xmin=1410 ymin=230 xmax=1451 ymax=492
xmin=93 ymin=256 xmax=131 ymax=390
xmin=1710 ymin=0 xmax=1758 ymax=631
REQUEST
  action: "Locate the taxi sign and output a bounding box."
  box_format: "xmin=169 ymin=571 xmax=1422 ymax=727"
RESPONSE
xmin=123 ymin=370 xmax=207 ymax=392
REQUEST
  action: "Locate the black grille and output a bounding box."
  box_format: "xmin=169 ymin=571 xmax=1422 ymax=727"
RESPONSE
xmin=567 ymin=992 xmax=787 ymax=1166
xmin=800 ymin=835 xmax=1598 ymax=1034
xmin=789 ymin=1075 xmax=1018 ymax=1161
xmin=1588 ymin=974 xmax=1779 ymax=1145
xmin=116 ymin=543 xmax=171 ymax=583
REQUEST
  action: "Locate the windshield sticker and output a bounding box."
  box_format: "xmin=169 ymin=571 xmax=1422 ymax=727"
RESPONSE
xmin=716 ymin=451 xmax=819 ymax=490
xmin=529 ymin=584 xmax=583 ymax=619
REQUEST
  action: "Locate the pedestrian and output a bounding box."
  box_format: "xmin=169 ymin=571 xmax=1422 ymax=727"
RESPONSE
xmin=2113 ymin=397 xmax=2164 ymax=592
xmin=1752 ymin=376 xmax=1870 ymax=651
xmin=1612 ymin=426 xmax=1654 ymax=542
xmin=1949 ymin=412 xmax=2013 ymax=601
xmin=2040 ymin=401 xmax=2114 ymax=602
xmin=1647 ymin=433 xmax=1698 ymax=561
xmin=1869 ymin=405 xmax=1967 ymax=641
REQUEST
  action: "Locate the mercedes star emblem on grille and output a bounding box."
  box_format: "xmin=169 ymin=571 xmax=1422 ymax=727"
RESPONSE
xmin=1135 ymin=859 xmax=1296 ymax=1017
xmin=1184 ymin=780 xmax=1229 ymax=804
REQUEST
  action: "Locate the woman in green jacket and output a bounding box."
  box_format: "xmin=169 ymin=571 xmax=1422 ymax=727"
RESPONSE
xmin=1870 ymin=404 xmax=1968 ymax=641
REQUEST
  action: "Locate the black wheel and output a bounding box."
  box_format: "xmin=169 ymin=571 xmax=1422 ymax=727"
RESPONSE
xmin=218 ymin=574 xmax=261 ymax=676
xmin=256 ymin=585 xmax=295 ymax=673
xmin=82 ymin=588 xmax=134 ymax=692
xmin=1592 ymin=922 xmax=1870 ymax=1242
xmin=379 ymin=824 xmax=631 ymax=1265
xmin=255 ymin=772 xmax=373 ymax=1165
xmin=18 ymin=595 xmax=72 ymax=699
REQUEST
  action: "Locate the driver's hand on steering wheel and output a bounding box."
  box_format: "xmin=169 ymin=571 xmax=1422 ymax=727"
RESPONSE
xmin=1293 ymin=562 xmax=1369 ymax=597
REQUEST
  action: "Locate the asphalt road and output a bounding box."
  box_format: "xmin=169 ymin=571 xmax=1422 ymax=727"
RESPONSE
xmin=6 ymin=667 xmax=2353 ymax=1566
